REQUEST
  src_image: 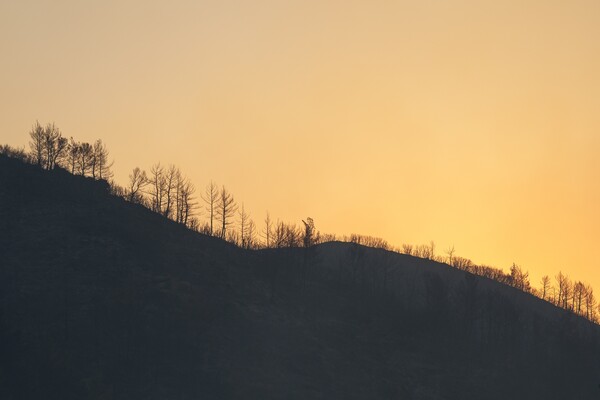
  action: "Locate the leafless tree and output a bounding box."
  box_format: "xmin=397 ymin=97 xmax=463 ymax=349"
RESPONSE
xmin=272 ymin=220 xmax=286 ymax=248
xmin=29 ymin=120 xmax=45 ymax=167
xmin=76 ymin=142 xmax=94 ymax=176
xmin=573 ymin=281 xmax=585 ymax=315
xmin=247 ymin=219 xmax=257 ymax=249
xmin=176 ymin=176 xmax=196 ymax=227
xmin=541 ymin=275 xmax=551 ymax=301
xmin=43 ymin=123 xmax=68 ymax=170
xmin=127 ymin=167 xmax=148 ymax=204
xmin=202 ymin=181 xmax=219 ymax=236
xmin=401 ymin=243 xmax=414 ymax=255
xmin=91 ymin=139 xmax=112 ymax=180
xmin=262 ymin=212 xmax=273 ymax=248
xmin=29 ymin=121 xmax=68 ymax=170
xmin=216 ymin=185 xmax=237 ymax=239
xmin=446 ymin=245 xmax=455 ymax=265
xmin=584 ymin=285 xmax=596 ymax=321
xmin=161 ymin=165 xmax=179 ymax=219
xmin=284 ymin=223 xmax=302 ymax=247
xmin=556 ymin=272 xmax=566 ymax=307
xmin=509 ymin=263 xmax=530 ymax=292
xmin=64 ymin=138 xmax=79 ymax=173
xmin=238 ymin=203 xmax=251 ymax=248
xmin=148 ymin=163 xmax=165 ymax=214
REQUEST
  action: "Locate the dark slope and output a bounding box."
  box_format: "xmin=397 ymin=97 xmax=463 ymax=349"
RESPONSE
xmin=1 ymin=155 xmax=599 ymax=400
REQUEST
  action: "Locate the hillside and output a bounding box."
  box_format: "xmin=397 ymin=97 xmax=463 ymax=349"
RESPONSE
xmin=1 ymin=154 xmax=599 ymax=400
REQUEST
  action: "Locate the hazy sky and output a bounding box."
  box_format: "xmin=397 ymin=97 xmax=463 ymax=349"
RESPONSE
xmin=2 ymin=1 xmax=600 ymax=290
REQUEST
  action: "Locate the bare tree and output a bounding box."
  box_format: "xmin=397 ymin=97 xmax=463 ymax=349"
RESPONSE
xmin=216 ymin=185 xmax=237 ymax=239
xmin=29 ymin=121 xmax=67 ymax=170
xmin=127 ymin=167 xmax=148 ymax=203
xmin=509 ymin=263 xmax=530 ymax=292
xmin=585 ymin=285 xmax=596 ymax=321
xmin=247 ymin=219 xmax=257 ymax=249
xmin=65 ymin=138 xmax=79 ymax=173
xmin=573 ymin=281 xmax=585 ymax=315
xmin=202 ymin=181 xmax=219 ymax=236
xmin=401 ymin=243 xmax=414 ymax=256
xmin=76 ymin=142 xmax=93 ymax=176
xmin=555 ymin=272 xmax=572 ymax=309
xmin=284 ymin=223 xmax=302 ymax=247
xmin=262 ymin=212 xmax=273 ymax=248
xmin=43 ymin=123 xmax=67 ymax=170
xmin=29 ymin=120 xmax=45 ymax=167
xmin=148 ymin=163 xmax=165 ymax=213
xmin=446 ymin=245 xmax=455 ymax=265
xmin=91 ymin=139 xmax=112 ymax=180
xmin=177 ymin=177 xmax=196 ymax=227
xmin=556 ymin=272 xmax=566 ymax=307
xmin=541 ymin=275 xmax=551 ymax=301
xmin=161 ymin=165 xmax=178 ymax=219
xmin=272 ymin=220 xmax=286 ymax=248
xmin=238 ymin=203 xmax=251 ymax=248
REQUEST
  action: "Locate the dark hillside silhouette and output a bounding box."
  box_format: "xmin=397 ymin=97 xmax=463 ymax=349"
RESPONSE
xmin=1 ymin=154 xmax=600 ymax=399
xmin=5 ymin=125 xmax=599 ymax=326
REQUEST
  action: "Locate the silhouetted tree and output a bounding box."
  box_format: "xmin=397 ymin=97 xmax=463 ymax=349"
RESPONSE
xmin=127 ymin=167 xmax=148 ymax=204
xmin=247 ymin=219 xmax=257 ymax=249
xmin=585 ymin=285 xmax=596 ymax=321
xmin=175 ymin=174 xmax=196 ymax=226
xmin=65 ymin=138 xmax=79 ymax=173
xmin=28 ymin=121 xmax=68 ymax=170
xmin=238 ymin=203 xmax=251 ymax=248
xmin=446 ymin=245 xmax=455 ymax=265
xmin=29 ymin=120 xmax=45 ymax=167
xmin=76 ymin=142 xmax=93 ymax=176
xmin=541 ymin=275 xmax=551 ymax=301
xmin=509 ymin=263 xmax=530 ymax=292
xmin=149 ymin=163 xmax=165 ymax=214
xmin=216 ymin=185 xmax=237 ymax=239
xmin=202 ymin=181 xmax=219 ymax=236
xmin=272 ymin=220 xmax=286 ymax=248
xmin=43 ymin=123 xmax=68 ymax=170
xmin=91 ymin=139 xmax=112 ymax=179
xmin=284 ymin=223 xmax=302 ymax=247
xmin=401 ymin=243 xmax=414 ymax=255
xmin=262 ymin=212 xmax=273 ymax=248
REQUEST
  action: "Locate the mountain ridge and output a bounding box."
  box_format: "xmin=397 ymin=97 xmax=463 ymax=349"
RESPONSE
xmin=1 ymin=154 xmax=599 ymax=399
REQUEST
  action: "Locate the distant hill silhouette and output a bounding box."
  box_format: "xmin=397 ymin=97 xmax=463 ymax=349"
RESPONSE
xmin=1 ymin=154 xmax=599 ymax=399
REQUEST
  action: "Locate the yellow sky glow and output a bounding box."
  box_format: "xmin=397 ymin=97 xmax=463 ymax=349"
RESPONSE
xmin=1 ymin=0 xmax=599 ymax=291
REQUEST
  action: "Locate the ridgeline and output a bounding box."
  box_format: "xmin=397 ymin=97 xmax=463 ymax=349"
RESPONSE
xmin=1 ymin=154 xmax=599 ymax=399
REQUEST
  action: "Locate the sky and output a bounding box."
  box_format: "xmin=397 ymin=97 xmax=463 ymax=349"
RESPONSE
xmin=2 ymin=0 xmax=600 ymax=291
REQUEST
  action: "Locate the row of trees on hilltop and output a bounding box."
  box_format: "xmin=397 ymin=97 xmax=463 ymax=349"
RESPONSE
xmin=2 ymin=122 xmax=323 ymax=251
xmin=115 ymin=163 xmax=323 ymax=250
xmin=397 ymin=241 xmax=600 ymax=322
xmin=337 ymin=233 xmax=600 ymax=322
xmin=20 ymin=120 xmax=113 ymax=179
xmin=1 ymin=122 xmax=599 ymax=324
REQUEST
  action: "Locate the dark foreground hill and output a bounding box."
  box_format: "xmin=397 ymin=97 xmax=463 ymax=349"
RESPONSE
xmin=1 ymin=155 xmax=599 ymax=400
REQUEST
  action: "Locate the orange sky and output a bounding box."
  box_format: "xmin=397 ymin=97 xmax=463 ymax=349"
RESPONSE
xmin=2 ymin=1 xmax=600 ymax=291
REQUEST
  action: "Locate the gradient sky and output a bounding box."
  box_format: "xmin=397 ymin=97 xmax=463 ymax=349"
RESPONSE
xmin=2 ymin=1 xmax=600 ymax=291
